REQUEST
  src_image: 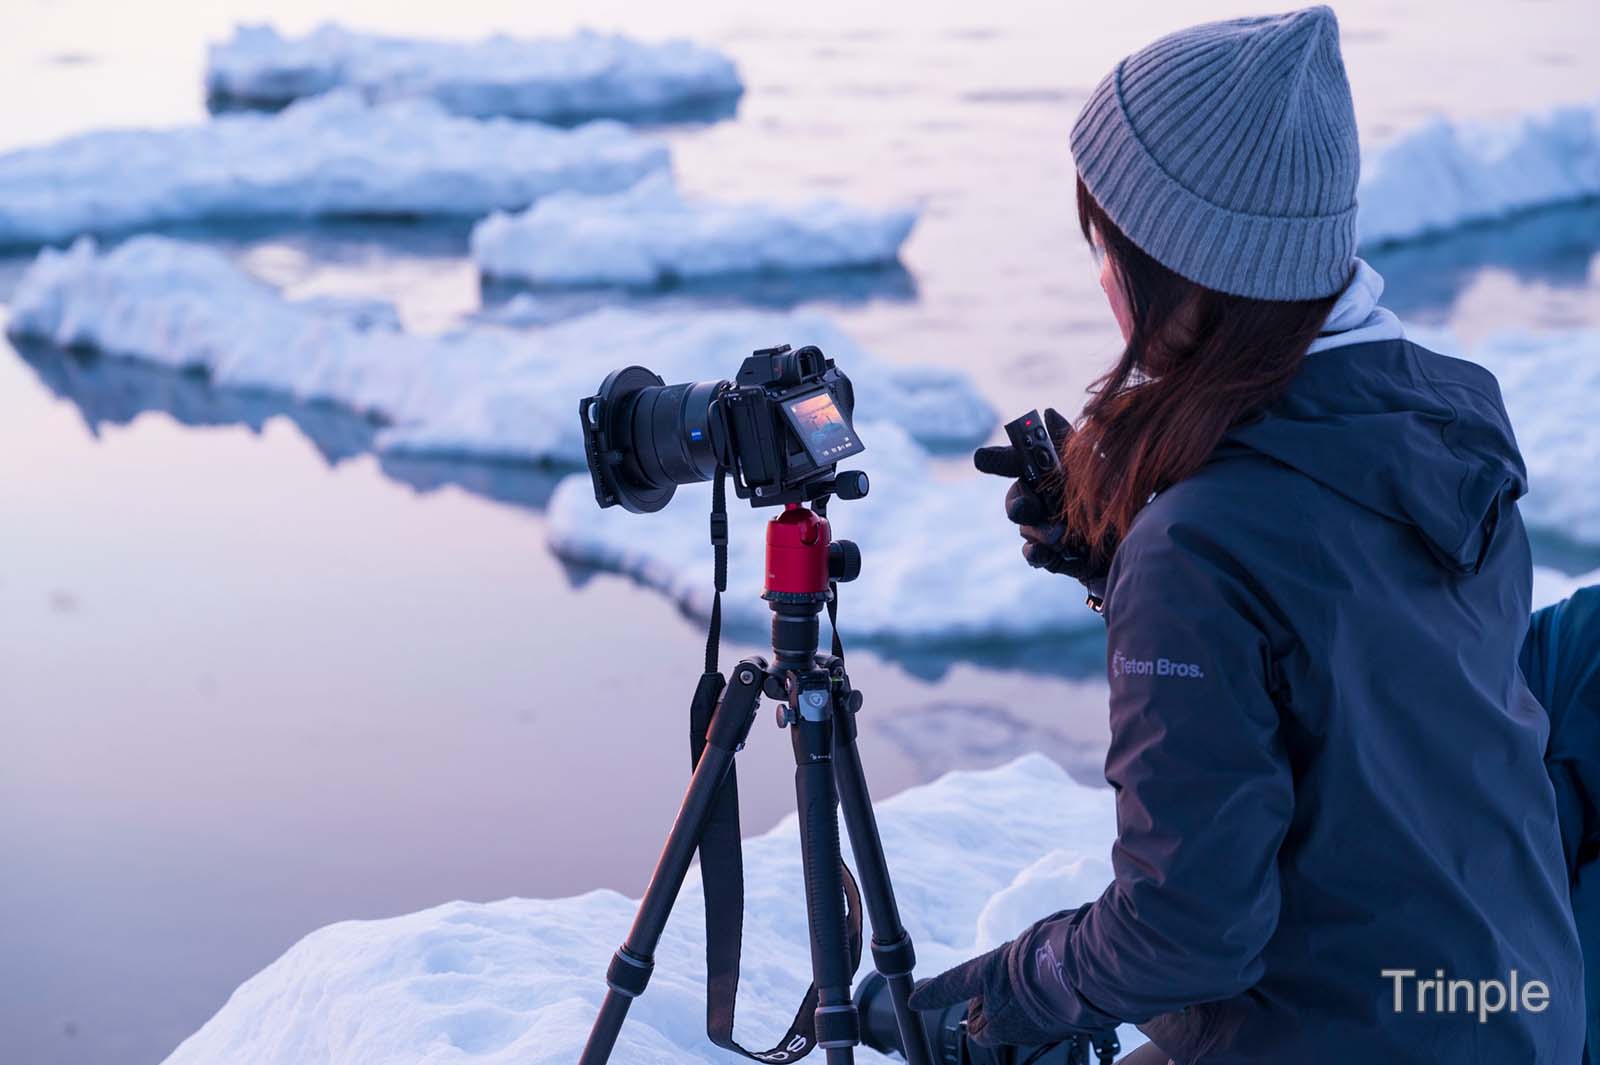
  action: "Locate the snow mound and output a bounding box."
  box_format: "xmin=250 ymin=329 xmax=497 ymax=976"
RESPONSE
xmin=0 ymin=92 xmax=668 ymax=245
xmin=205 ymin=24 xmax=742 ymax=121
xmin=5 ymin=237 xmax=995 ymax=463
xmin=1413 ymin=328 xmax=1600 ymax=544
xmin=1360 ymin=96 xmax=1600 ymax=245
xmin=470 ymin=174 xmax=918 ymax=286
xmin=546 ymin=421 xmax=1098 ymax=642
xmin=161 ymin=755 xmax=1133 ymax=1065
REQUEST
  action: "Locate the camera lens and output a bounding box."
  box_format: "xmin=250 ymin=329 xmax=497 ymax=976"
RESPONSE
xmin=584 ymin=366 xmax=727 ymax=513
xmin=855 ymin=973 xmax=970 ymax=1064
xmin=626 ymin=379 xmax=723 ymax=491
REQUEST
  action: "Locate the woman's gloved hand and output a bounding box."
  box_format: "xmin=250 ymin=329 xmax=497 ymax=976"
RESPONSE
xmin=907 ymin=940 xmax=1059 ymax=1048
xmin=973 ymin=407 xmax=1102 ymax=582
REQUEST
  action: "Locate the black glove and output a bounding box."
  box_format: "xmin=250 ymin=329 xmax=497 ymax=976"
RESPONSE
xmin=973 ymin=408 xmax=1103 ymax=582
xmin=907 ymin=941 xmax=1059 ymax=1048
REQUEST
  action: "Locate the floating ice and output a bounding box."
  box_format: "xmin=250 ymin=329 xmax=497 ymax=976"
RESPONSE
xmin=470 ymin=174 xmax=918 ymax=287
xmin=205 ymin=24 xmax=743 ymax=122
xmin=5 ymin=237 xmax=995 ymax=463
xmin=1535 ymin=566 xmax=1600 ymax=609
xmin=546 ymin=420 xmax=1097 ymax=643
xmin=160 ymin=754 xmax=1140 ymax=1065
xmin=1360 ymin=96 xmax=1600 ymax=245
xmin=1412 ymin=328 xmax=1600 ymax=544
xmin=0 ymin=92 xmax=668 ymax=246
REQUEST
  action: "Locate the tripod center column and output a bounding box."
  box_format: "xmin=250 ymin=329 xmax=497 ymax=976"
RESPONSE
xmin=764 ymin=503 xmax=832 ymax=672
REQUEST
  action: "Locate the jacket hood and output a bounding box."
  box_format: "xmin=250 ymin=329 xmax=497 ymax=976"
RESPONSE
xmin=1221 ymin=339 xmax=1527 ymax=575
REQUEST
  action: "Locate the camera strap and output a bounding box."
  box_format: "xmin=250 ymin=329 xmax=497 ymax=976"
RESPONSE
xmin=704 ymin=467 xmax=729 ymax=674
xmin=692 ymin=472 xmax=863 ymax=1062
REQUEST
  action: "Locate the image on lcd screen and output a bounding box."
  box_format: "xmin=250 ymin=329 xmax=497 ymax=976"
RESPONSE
xmin=784 ymin=391 xmax=862 ymax=464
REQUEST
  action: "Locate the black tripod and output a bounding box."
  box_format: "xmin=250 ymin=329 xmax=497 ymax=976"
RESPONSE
xmin=580 ymin=499 xmax=933 ymax=1065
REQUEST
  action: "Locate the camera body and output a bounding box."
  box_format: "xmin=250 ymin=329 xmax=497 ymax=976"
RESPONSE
xmin=580 ymin=343 xmax=864 ymax=513
xmin=720 ymin=343 xmax=864 ymax=503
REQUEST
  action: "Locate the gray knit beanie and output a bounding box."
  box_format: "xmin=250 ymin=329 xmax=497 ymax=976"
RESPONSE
xmin=1070 ymin=5 xmax=1359 ymax=301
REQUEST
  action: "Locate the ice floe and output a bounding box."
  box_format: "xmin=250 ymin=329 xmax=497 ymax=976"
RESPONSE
xmin=1360 ymin=96 xmax=1600 ymax=246
xmin=470 ymin=174 xmax=918 ymax=287
xmin=205 ymin=24 xmax=743 ymax=122
xmin=160 ymin=754 xmax=1139 ymax=1065
xmin=1536 ymin=566 xmax=1600 ymax=609
xmin=0 ymin=92 xmax=668 ymax=246
xmin=5 ymin=236 xmax=995 ymax=464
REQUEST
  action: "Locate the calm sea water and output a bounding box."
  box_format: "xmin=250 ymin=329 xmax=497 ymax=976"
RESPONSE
xmin=1 ymin=2 xmax=1597 ymax=1063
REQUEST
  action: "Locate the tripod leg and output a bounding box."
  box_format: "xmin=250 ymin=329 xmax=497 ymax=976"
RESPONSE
xmin=791 ymin=675 xmax=859 ymax=1065
xmin=579 ymin=664 xmax=765 ymax=1065
xmin=832 ymin=686 xmax=935 ymax=1065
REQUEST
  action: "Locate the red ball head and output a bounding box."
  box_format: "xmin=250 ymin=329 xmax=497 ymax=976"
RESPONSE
xmin=764 ymin=504 xmax=832 ymax=598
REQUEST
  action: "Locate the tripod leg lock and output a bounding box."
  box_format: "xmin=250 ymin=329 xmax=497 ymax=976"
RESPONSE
xmin=604 ymin=946 xmax=654 ymax=999
xmin=814 ymin=1003 xmax=862 ymax=1049
xmin=707 ymin=658 xmax=766 ymax=752
xmin=869 ymin=932 xmax=917 ymax=980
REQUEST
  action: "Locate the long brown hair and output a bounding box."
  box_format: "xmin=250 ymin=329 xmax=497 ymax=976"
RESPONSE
xmin=1063 ymin=176 xmax=1343 ymax=567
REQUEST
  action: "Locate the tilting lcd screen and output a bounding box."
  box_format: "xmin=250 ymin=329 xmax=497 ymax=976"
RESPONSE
xmin=781 ymin=389 xmax=864 ymax=465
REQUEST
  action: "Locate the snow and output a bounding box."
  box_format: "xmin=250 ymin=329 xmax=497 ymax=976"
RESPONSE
xmin=1535 ymin=566 xmax=1600 ymax=609
xmin=5 ymin=236 xmax=995 ymax=464
xmin=0 ymin=92 xmax=668 ymax=246
xmin=1360 ymin=96 xmax=1600 ymax=246
xmin=205 ymin=24 xmax=743 ymax=122
xmin=546 ymin=420 xmax=1098 ymax=643
xmin=1413 ymin=327 xmax=1600 ymax=544
xmin=160 ymin=754 xmax=1138 ymax=1065
xmin=470 ymin=174 xmax=918 ymax=287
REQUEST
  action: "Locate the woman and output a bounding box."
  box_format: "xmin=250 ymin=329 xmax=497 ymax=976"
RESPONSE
xmin=909 ymin=7 xmax=1584 ymax=1064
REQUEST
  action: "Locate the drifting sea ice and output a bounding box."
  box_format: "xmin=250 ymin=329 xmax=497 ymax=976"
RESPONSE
xmin=1359 ymin=96 xmax=1600 ymax=245
xmin=1536 ymin=566 xmax=1600 ymax=608
xmin=0 ymin=92 xmax=668 ymax=246
xmin=470 ymin=174 xmax=918 ymax=287
xmin=5 ymin=236 xmax=995 ymax=464
xmin=205 ymin=24 xmax=743 ymax=122
xmin=160 ymin=754 xmax=1140 ymax=1065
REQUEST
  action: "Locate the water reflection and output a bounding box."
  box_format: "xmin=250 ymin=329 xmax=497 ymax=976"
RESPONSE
xmin=0 ymin=212 xmax=478 ymax=263
xmin=377 ymin=452 xmax=564 ymax=511
xmin=15 ymin=343 xmax=565 ymax=509
xmin=1365 ymin=199 xmax=1600 ymax=318
xmin=206 ymin=89 xmax=744 ymax=130
xmin=478 ymin=261 xmax=918 ymax=325
xmin=1528 ymin=527 xmax=1600 ymax=577
xmin=16 ymin=341 xmax=380 ymax=465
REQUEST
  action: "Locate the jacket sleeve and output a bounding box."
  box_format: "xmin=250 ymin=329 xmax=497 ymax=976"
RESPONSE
xmin=1009 ymin=520 xmax=1296 ymax=1031
xmin=1520 ymin=585 xmax=1600 ymax=875
xmin=1519 ymin=584 xmax=1600 ymax=1055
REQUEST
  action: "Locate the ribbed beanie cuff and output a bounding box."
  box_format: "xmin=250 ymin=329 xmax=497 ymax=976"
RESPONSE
xmin=1070 ymin=6 xmax=1360 ymax=301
